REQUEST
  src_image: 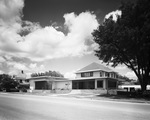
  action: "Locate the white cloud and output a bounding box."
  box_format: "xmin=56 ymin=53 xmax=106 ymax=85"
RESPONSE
xmin=18 ymin=12 xmax=99 ymax=61
xmin=0 ymin=0 xmax=99 ymax=75
xmin=0 ymin=0 xmax=24 ymax=24
xmin=0 ymin=2 xmax=99 ymax=61
xmin=6 ymin=61 xmax=46 ymax=76
xmin=0 ymin=56 xmax=5 ymax=62
xmin=0 ymin=70 xmax=4 ymax=74
xmin=125 ymin=71 xmax=137 ymax=80
xmin=7 ymin=61 xmax=28 ymax=71
xmin=29 ymin=63 xmax=45 ymax=73
xmin=105 ymin=10 xmax=122 ymax=21
xmin=64 ymin=71 xmax=76 ymax=79
xmin=115 ymin=66 xmax=127 ymax=70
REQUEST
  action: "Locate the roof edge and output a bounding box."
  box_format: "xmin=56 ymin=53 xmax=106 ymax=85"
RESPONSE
xmin=76 ymin=69 xmax=115 ymax=73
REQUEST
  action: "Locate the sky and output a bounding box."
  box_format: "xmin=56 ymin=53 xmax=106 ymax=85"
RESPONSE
xmin=0 ymin=0 xmax=137 ymax=79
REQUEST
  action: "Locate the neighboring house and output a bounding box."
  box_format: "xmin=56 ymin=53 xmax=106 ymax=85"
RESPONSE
xmin=29 ymin=76 xmax=72 ymax=91
xmin=15 ymin=70 xmax=30 ymax=89
xmin=72 ymin=62 xmax=119 ymax=90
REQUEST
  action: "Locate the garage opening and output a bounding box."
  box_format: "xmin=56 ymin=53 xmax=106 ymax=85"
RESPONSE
xmin=35 ymin=81 xmax=52 ymax=90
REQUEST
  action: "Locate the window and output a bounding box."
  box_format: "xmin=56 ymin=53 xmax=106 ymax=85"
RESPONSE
xmin=97 ymin=81 xmax=103 ymax=88
xmin=110 ymin=73 xmax=114 ymax=78
xmin=105 ymin=72 xmax=110 ymax=77
xmin=81 ymin=72 xmax=93 ymax=77
xmin=100 ymin=71 xmax=103 ymax=77
xmin=25 ymin=79 xmax=29 ymax=82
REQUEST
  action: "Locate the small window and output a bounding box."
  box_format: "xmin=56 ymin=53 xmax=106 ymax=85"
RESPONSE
xmin=25 ymin=79 xmax=29 ymax=82
xmin=110 ymin=73 xmax=113 ymax=78
xmin=97 ymin=81 xmax=103 ymax=88
xmin=105 ymin=72 xmax=110 ymax=77
xmin=100 ymin=71 xmax=103 ymax=77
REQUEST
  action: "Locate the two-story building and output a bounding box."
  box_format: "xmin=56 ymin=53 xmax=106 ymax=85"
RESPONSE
xmin=72 ymin=62 xmax=118 ymax=90
xmin=15 ymin=70 xmax=30 ymax=89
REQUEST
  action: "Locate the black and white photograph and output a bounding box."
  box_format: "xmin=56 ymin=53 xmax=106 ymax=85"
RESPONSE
xmin=0 ymin=0 xmax=150 ymax=120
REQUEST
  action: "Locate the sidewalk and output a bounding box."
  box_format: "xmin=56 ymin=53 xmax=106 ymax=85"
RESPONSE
xmin=1 ymin=92 xmax=150 ymax=104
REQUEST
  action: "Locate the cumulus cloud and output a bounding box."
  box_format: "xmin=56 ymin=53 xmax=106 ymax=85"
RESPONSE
xmin=0 ymin=0 xmax=99 ymax=61
xmin=7 ymin=61 xmax=28 ymax=71
xmin=6 ymin=61 xmax=46 ymax=76
xmin=0 ymin=70 xmax=4 ymax=74
xmin=18 ymin=12 xmax=99 ymax=61
xmin=0 ymin=56 xmax=5 ymax=62
xmin=125 ymin=71 xmax=137 ymax=80
xmin=0 ymin=0 xmax=23 ymax=24
xmin=29 ymin=63 xmax=45 ymax=73
xmin=0 ymin=0 xmax=99 ymax=75
xmin=105 ymin=10 xmax=122 ymax=21
xmin=64 ymin=70 xmax=76 ymax=79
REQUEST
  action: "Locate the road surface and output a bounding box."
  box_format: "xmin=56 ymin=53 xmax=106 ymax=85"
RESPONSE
xmin=0 ymin=93 xmax=150 ymax=120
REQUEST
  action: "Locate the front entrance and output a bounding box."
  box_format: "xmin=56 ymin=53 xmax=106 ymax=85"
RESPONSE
xmin=72 ymin=80 xmax=95 ymax=89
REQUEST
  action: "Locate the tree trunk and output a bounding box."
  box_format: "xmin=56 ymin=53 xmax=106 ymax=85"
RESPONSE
xmin=138 ymin=77 xmax=147 ymax=92
xmin=141 ymin=83 xmax=147 ymax=92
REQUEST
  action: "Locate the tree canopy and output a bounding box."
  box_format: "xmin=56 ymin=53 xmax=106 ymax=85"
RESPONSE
xmin=31 ymin=70 xmax=64 ymax=77
xmin=0 ymin=74 xmax=19 ymax=91
xmin=92 ymin=0 xmax=150 ymax=91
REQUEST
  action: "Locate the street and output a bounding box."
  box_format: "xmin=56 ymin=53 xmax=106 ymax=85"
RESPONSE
xmin=0 ymin=93 xmax=150 ymax=120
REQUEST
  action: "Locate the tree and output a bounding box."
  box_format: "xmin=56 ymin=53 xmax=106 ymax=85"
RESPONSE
xmin=92 ymin=0 xmax=150 ymax=91
xmin=0 ymin=74 xmax=19 ymax=91
xmin=31 ymin=70 xmax=64 ymax=77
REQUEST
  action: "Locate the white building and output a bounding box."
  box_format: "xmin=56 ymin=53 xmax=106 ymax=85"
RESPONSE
xmin=29 ymin=62 xmax=119 ymax=92
xmin=72 ymin=62 xmax=119 ymax=90
xmin=29 ymin=76 xmax=71 ymax=91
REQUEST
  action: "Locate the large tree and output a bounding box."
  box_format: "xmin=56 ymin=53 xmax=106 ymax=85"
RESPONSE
xmin=0 ymin=74 xmax=19 ymax=91
xmin=92 ymin=0 xmax=150 ymax=91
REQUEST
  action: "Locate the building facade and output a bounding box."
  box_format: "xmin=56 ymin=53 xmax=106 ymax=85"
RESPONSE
xmin=28 ymin=62 xmax=119 ymax=92
xmin=72 ymin=62 xmax=119 ymax=90
xmin=15 ymin=70 xmax=30 ymax=89
xmin=29 ymin=76 xmax=72 ymax=91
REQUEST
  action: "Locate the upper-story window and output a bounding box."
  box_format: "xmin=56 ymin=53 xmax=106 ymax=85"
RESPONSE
xmin=81 ymin=72 xmax=93 ymax=77
xmin=110 ymin=73 xmax=114 ymax=78
xmin=105 ymin=72 xmax=110 ymax=77
xmin=100 ymin=71 xmax=103 ymax=77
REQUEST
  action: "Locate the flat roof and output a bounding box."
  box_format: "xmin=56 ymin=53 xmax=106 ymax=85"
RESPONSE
xmin=28 ymin=76 xmax=70 ymax=81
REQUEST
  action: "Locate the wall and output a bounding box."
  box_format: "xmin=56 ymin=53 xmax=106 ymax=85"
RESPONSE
xmin=76 ymin=71 xmax=117 ymax=79
xmin=30 ymin=79 xmax=72 ymax=90
xmin=76 ymin=73 xmax=81 ymax=78
xmin=30 ymin=80 xmax=35 ymax=90
xmin=54 ymin=81 xmax=72 ymax=90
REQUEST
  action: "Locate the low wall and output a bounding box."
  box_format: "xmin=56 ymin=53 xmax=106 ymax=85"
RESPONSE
xmin=31 ymin=89 xmax=71 ymax=94
xmin=30 ymin=89 xmax=117 ymax=95
xmin=70 ymin=89 xmax=108 ymax=95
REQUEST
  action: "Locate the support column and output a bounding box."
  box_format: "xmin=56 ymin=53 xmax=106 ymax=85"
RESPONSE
xmin=95 ymin=79 xmax=97 ymax=89
xmin=103 ymin=79 xmax=107 ymax=89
